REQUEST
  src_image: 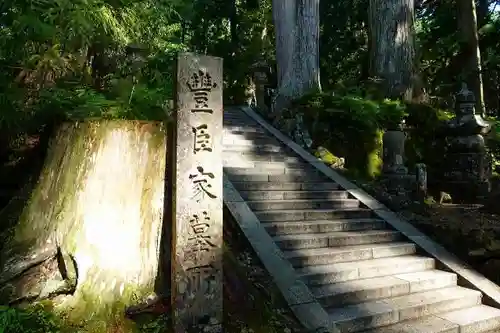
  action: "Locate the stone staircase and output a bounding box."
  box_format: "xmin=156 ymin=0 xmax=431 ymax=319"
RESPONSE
xmin=222 ymin=106 xmax=500 ymax=333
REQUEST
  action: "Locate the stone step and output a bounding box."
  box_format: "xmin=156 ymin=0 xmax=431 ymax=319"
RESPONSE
xmin=223 ymin=119 xmax=257 ymax=125
xmin=223 ymin=161 xmax=310 ymax=170
xmin=223 ymin=136 xmax=280 ymax=146
xmin=223 ymin=152 xmax=304 ymax=163
xmin=224 ymin=167 xmax=318 ymax=176
xmin=231 ymin=181 xmax=341 ymax=192
xmin=266 ymin=219 xmax=386 ymax=236
xmin=328 ymin=286 xmax=482 ymax=332
xmin=223 ymin=130 xmax=272 ymax=141
xmin=223 ymin=124 xmax=261 ymax=130
xmin=223 ymin=120 xmax=260 ymax=127
xmin=256 ymin=208 xmax=374 ymax=222
xmin=240 ymin=190 xmax=349 ymax=201
xmin=360 ymin=305 xmax=500 ymax=333
xmin=435 ymin=305 xmax=500 ymax=333
xmin=273 ymin=230 xmax=401 ymax=250
xmin=223 ymin=108 xmax=246 ymax=114
xmin=297 ymin=255 xmax=435 ymax=285
xmin=226 ymin=172 xmax=328 ymax=183
xmin=223 ymin=143 xmax=287 ymax=153
xmin=223 ymin=113 xmax=253 ymax=119
xmin=223 ymin=113 xmax=249 ymax=119
xmin=283 ymin=242 xmax=416 ymax=267
xmin=223 ymin=115 xmax=250 ymax=121
xmin=248 ymin=198 xmax=360 ymax=211
xmin=314 ymin=270 xmax=457 ymax=308
xmin=223 ymin=126 xmax=267 ymax=134
xmin=223 ymin=113 xmax=256 ymax=119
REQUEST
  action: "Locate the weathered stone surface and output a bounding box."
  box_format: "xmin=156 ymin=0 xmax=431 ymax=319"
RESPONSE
xmin=415 ymin=163 xmax=428 ymax=200
xmin=382 ymin=126 xmax=408 ymax=176
xmin=170 ymin=52 xmax=223 ymax=331
xmin=251 ymin=61 xmax=270 ymax=112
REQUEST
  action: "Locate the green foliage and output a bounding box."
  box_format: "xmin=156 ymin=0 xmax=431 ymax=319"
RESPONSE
xmin=320 ymin=0 xmax=369 ymax=86
xmin=134 ymin=314 xmax=169 ymax=333
xmin=0 ymin=0 xmax=181 ymax=143
xmin=286 ymin=91 xmax=452 ymax=179
xmin=487 ymin=119 xmax=500 ymax=173
xmin=37 ymin=82 xmax=169 ymax=121
xmin=287 ymin=92 xmax=405 ymax=178
xmin=403 ymin=103 xmax=452 ymax=170
xmin=0 ymin=304 xmax=62 ymax=333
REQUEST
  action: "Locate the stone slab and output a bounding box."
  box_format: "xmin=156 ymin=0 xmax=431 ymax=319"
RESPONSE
xmin=328 ymin=286 xmax=480 ymax=332
xmin=437 ymin=305 xmax=500 ymax=333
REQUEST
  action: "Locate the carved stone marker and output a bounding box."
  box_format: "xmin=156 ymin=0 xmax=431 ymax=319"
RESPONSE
xmin=170 ymin=53 xmax=223 ymax=332
xmin=382 ymin=121 xmax=408 ymax=176
xmin=381 ymin=120 xmax=415 ymax=197
xmin=251 ymin=61 xmax=270 ymax=112
xmin=415 ymin=163 xmax=428 ymax=201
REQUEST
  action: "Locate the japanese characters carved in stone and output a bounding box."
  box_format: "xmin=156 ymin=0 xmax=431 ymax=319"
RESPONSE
xmin=170 ymin=53 xmax=223 ymax=332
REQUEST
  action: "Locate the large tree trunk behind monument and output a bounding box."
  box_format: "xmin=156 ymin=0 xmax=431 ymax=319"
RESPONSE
xmin=0 ymin=120 xmax=167 ymax=331
xmin=457 ymin=0 xmax=486 ymax=116
xmin=368 ymin=0 xmax=421 ymax=101
xmin=272 ymin=0 xmax=321 ymax=113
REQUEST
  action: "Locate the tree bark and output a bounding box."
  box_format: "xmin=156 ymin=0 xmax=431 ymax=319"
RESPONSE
xmin=272 ymin=0 xmax=321 ymax=113
xmin=230 ymin=0 xmax=238 ymax=48
xmin=0 ymin=120 xmax=167 ymax=331
xmin=368 ymin=0 xmax=420 ymax=101
xmin=457 ymin=0 xmax=486 ymax=116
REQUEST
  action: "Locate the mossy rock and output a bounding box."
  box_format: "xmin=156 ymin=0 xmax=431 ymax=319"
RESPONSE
xmin=314 ymin=147 xmax=344 ymax=166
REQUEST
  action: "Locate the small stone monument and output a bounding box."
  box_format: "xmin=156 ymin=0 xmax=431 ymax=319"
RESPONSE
xmin=441 ymin=83 xmax=492 ymax=200
xmin=415 ymin=163 xmax=428 ymax=201
xmin=250 ymin=61 xmax=271 ymax=112
xmin=381 ymin=120 xmax=414 ymax=196
xmin=382 ymin=120 xmax=408 ymax=176
xmin=170 ymin=53 xmax=223 ymax=332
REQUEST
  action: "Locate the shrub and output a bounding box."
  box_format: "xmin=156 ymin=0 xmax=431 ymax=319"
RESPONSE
xmin=0 ymin=304 xmax=62 ymax=333
xmin=280 ymin=91 xmax=452 ymax=179
xmin=284 ymin=92 xmax=404 ymax=178
xmin=487 ymin=119 xmax=500 ymax=174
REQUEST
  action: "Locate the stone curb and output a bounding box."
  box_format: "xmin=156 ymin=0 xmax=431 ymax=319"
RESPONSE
xmin=238 ymin=105 xmax=500 ymax=309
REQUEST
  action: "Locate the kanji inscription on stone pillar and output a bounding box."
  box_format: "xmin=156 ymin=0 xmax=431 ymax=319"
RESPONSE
xmin=170 ymin=52 xmax=223 ymax=332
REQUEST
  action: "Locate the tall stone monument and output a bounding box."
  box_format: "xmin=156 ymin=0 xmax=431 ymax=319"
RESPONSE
xmin=170 ymin=53 xmax=223 ymax=332
xmin=441 ymin=83 xmax=492 ymax=200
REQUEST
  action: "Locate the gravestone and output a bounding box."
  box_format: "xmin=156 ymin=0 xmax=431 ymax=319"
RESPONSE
xmin=382 ymin=121 xmax=408 ymax=176
xmin=250 ymin=61 xmax=270 ymax=112
xmin=415 ymin=163 xmax=428 ymax=201
xmin=381 ymin=121 xmax=414 ymax=196
xmin=170 ymin=53 xmax=223 ymax=332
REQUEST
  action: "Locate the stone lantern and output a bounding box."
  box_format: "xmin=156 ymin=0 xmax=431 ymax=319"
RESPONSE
xmin=441 ymin=83 xmax=492 ymax=200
